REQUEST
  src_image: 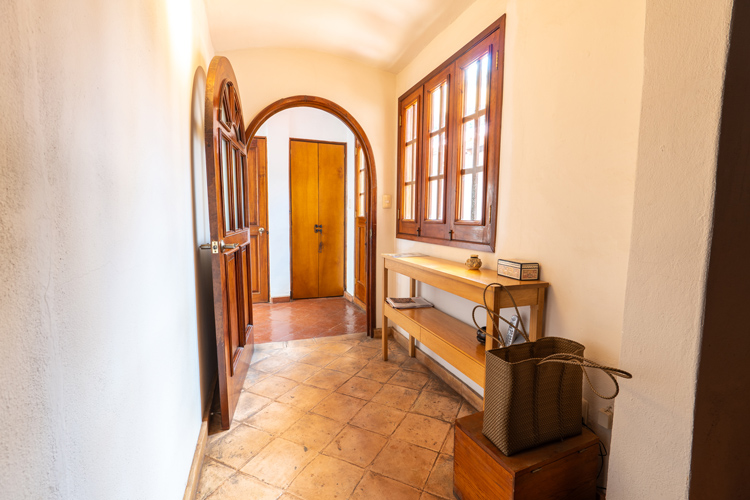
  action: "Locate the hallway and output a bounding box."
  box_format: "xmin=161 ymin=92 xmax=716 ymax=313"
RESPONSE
xmin=198 ymin=333 xmax=476 ymax=499
xmin=253 ymin=298 xmax=368 ymax=344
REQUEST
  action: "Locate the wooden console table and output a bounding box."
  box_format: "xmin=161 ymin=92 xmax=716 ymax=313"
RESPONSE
xmin=382 ymin=254 xmax=549 ymax=389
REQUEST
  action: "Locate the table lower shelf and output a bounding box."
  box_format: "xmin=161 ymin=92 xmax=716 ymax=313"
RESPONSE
xmin=384 ymin=304 xmax=486 ymax=387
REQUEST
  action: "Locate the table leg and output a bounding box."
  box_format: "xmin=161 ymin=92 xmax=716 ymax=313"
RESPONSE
xmin=382 ymin=264 xmax=389 ymax=361
xmin=528 ymin=287 xmax=546 ymax=341
xmin=485 ymin=285 xmax=501 ymax=350
xmin=408 ymin=277 xmax=417 ymax=357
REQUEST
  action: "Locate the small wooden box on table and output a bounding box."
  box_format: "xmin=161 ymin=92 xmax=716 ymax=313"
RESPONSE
xmin=454 ymin=412 xmax=599 ymax=500
xmin=381 ymin=254 xmax=549 ymax=390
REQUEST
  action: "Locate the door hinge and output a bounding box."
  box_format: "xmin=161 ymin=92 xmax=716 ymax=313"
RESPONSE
xmin=399 ymin=115 xmax=402 ymax=127
xmin=397 ymin=209 xmax=400 ymax=219
xmin=369 ymin=228 xmax=373 ymax=239
xmin=496 ymin=50 xmax=499 ymax=69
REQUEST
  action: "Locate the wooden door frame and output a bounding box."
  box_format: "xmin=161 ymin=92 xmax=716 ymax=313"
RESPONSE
xmin=288 ymin=138 xmax=347 ymax=300
xmin=246 ymin=96 xmax=378 ymax=336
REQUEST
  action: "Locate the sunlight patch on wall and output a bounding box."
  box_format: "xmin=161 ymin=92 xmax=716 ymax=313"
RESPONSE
xmin=165 ymin=0 xmax=193 ymax=72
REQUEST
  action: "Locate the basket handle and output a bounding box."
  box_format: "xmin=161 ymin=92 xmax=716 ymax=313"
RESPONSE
xmin=471 ymin=283 xmax=530 ymax=348
xmin=537 ymin=353 xmax=633 ymax=400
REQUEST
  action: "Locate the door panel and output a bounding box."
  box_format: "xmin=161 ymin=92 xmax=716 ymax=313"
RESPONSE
xmin=318 ymin=143 xmax=346 ymax=298
xmin=247 ymin=138 xmax=269 ymax=302
xmin=290 ymin=140 xmax=346 ymax=300
xmin=354 ymin=142 xmax=367 ymax=305
xmin=290 ymin=140 xmax=320 ymax=299
xmin=204 ymin=56 xmax=254 ymax=430
xmin=355 ymin=219 xmax=367 ymax=303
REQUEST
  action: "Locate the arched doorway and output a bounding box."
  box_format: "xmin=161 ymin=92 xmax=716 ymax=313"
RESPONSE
xmin=245 ymin=96 xmax=377 ymax=336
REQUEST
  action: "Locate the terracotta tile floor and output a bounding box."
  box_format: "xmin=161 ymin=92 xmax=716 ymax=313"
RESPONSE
xmin=198 ymin=333 xmax=478 ymax=500
xmin=253 ymin=298 xmax=368 ymax=344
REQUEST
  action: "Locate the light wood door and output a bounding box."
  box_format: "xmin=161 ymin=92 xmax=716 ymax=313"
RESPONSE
xmin=204 ymin=56 xmax=254 ymax=430
xmin=290 ymin=139 xmax=346 ymax=299
xmin=354 ymin=141 xmax=367 ymax=306
xmin=247 ymin=137 xmax=269 ymax=303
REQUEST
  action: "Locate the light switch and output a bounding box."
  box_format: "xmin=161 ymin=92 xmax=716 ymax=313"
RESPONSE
xmin=382 ymin=194 xmax=392 ymax=209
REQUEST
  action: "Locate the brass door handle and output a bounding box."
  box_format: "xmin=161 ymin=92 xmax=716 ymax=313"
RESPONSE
xmin=222 ymin=242 xmax=239 ymax=251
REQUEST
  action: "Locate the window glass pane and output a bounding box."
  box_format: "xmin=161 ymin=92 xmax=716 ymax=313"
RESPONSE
xmin=358 ymin=194 xmax=365 ymax=217
xmin=410 ymin=102 xmax=419 ymax=140
xmin=460 ymin=173 xmax=473 ymax=221
xmin=476 ymin=171 xmax=484 ymax=220
xmin=229 ymin=147 xmax=238 ymax=230
xmin=428 ymin=180 xmax=438 ymax=220
xmin=430 ymin=86 xmax=441 ymax=132
xmin=404 ymin=144 xmax=414 ymax=182
xmin=479 ymin=52 xmax=490 ymax=111
xmin=221 ymin=138 xmax=230 ymax=232
xmin=221 ymin=95 xmax=230 ymax=126
xmin=441 ymin=81 xmax=448 ymax=128
xmin=459 ymin=171 xmax=485 ymax=222
xmin=405 ymin=104 xmax=414 ymax=142
xmin=404 ymin=184 xmax=414 ymax=220
xmin=237 ymin=151 xmax=245 ymax=228
xmin=462 ymin=120 xmax=475 ymax=171
xmin=429 ymin=135 xmax=440 ymax=176
xmin=477 ymin=114 xmax=487 ymax=167
xmin=464 ymin=60 xmax=478 ymax=116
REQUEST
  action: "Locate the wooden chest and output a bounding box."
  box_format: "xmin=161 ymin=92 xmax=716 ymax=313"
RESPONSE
xmin=454 ymin=412 xmax=600 ymax=500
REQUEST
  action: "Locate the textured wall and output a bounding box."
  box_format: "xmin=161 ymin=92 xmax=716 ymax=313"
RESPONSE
xmin=607 ymin=1 xmax=733 ymax=498
xmin=0 ymin=0 xmax=214 ymax=498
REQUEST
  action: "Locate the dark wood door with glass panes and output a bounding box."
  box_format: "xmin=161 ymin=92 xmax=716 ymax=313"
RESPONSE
xmin=354 ymin=141 xmax=367 ymax=307
xmin=290 ymin=139 xmax=346 ymax=299
xmin=204 ymin=56 xmax=254 ymax=430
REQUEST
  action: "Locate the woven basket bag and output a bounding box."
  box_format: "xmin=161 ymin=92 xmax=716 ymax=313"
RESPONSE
xmin=473 ymin=283 xmax=632 ymax=456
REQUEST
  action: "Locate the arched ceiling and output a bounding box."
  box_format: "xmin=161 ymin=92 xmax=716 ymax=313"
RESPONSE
xmin=205 ymin=0 xmax=478 ymax=72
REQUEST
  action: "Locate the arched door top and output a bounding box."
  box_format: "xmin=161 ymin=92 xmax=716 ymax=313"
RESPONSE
xmin=245 ymin=95 xmax=378 ymax=335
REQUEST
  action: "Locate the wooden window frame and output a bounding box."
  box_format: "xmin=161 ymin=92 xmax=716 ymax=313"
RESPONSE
xmin=396 ymin=16 xmax=505 ymax=252
xmin=396 ymin=87 xmax=423 ymax=236
xmin=420 ymin=65 xmax=453 ymax=240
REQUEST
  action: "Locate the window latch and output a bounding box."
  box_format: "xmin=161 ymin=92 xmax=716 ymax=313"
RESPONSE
xmin=449 ymin=229 xmax=454 ymax=241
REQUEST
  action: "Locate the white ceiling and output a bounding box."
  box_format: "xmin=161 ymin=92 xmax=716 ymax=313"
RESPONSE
xmin=204 ymin=0 xmax=477 ymax=72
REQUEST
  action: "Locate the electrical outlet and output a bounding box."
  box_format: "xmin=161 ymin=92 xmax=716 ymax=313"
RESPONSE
xmin=582 ymin=399 xmax=589 ymax=425
xmin=597 ymin=407 xmax=614 ymax=429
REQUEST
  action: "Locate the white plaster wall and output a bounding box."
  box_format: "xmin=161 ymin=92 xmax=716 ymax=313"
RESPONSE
xmin=220 ymin=47 xmax=398 ymax=319
xmin=392 ymin=0 xmax=645 ymax=468
xmin=0 ymin=0 xmax=214 ymax=498
xmin=607 ymin=1 xmax=733 ymax=498
xmin=255 ymin=108 xmax=355 ymax=298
